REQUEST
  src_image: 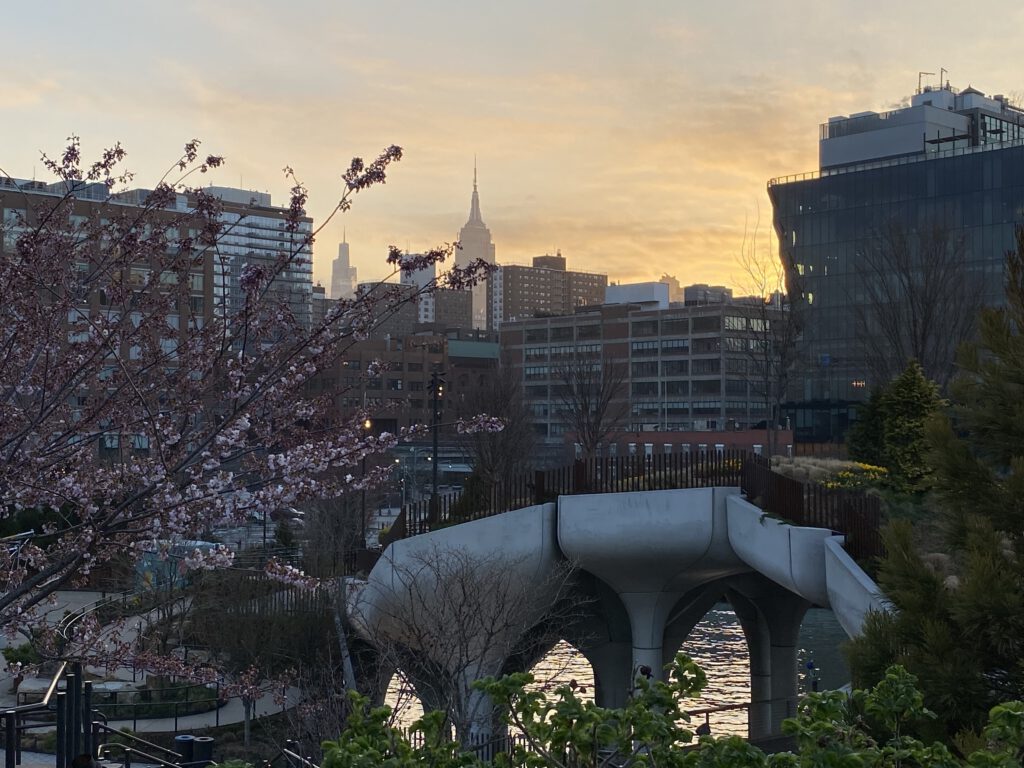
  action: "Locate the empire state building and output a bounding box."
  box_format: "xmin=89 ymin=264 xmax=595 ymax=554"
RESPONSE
xmin=457 ymin=164 xmax=496 ymax=330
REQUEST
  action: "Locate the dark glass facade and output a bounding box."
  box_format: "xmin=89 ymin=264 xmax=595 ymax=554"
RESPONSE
xmin=769 ymin=144 xmax=1024 ymax=440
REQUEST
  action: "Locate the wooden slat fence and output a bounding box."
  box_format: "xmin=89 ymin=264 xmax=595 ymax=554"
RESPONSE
xmin=378 ymin=451 xmax=884 ymax=562
xmin=742 ymin=454 xmax=883 ymax=561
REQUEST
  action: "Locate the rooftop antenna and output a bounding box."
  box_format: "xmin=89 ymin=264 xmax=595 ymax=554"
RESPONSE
xmin=940 ymin=67 xmax=948 ymax=89
xmin=918 ymin=71 xmax=935 ymax=94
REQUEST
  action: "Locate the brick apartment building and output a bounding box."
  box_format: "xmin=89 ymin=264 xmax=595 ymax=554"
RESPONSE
xmin=500 ymin=292 xmax=784 ymax=458
xmin=488 ymin=252 xmax=607 ymax=330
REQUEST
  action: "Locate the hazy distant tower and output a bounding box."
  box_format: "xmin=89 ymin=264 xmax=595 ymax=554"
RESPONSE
xmin=457 ymin=161 xmax=496 ymax=330
xmin=331 ymin=233 xmax=358 ymax=300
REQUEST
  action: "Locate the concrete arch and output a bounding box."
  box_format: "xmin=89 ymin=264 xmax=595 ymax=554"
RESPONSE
xmin=355 ymin=486 xmax=884 ymax=741
xmin=726 ymin=573 xmax=811 ymax=738
xmin=661 ymin=580 xmax=732 ymax=671
xmin=525 ymin=639 xmax=596 ymax=695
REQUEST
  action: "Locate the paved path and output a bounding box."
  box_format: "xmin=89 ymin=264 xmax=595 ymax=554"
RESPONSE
xmin=102 ymin=685 xmax=303 ymax=734
xmin=3 ymin=591 xmax=304 ymax=736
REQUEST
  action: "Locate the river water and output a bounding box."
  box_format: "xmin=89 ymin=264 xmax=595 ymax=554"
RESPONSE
xmin=386 ymin=605 xmax=850 ymax=736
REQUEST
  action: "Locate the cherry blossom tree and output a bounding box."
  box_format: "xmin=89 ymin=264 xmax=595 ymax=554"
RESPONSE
xmin=0 ymin=138 xmax=498 ymax=660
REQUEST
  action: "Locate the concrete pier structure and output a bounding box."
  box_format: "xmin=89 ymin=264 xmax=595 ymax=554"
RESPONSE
xmin=350 ymin=486 xmax=885 ymax=742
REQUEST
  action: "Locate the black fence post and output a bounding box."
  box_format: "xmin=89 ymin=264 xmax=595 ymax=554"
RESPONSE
xmin=533 ymin=469 xmax=546 ymax=506
xmin=572 ymin=460 xmax=586 ymax=495
xmin=72 ymin=665 xmax=83 ymax=757
xmin=55 ymin=691 xmax=67 ymax=768
xmin=5 ymin=711 xmax=15 ymax=768
xmin=83 ymin=680 xmax=93 ymax=758
xmin=65 ymin=670 xmax=77 ymax=763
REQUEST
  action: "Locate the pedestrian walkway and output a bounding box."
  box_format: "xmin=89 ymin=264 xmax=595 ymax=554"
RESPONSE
xmin=2 ymin=591 xmax=304 ymax=736
xmin=103 ymin=685 xmax=302 ymax=734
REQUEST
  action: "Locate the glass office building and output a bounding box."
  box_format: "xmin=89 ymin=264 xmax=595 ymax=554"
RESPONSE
xmin=769 ymin=83 xmax=1024 ymax=440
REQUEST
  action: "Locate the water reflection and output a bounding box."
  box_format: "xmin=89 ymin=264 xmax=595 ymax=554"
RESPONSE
xmin=385 ymin=605 xmax=850 ymax=738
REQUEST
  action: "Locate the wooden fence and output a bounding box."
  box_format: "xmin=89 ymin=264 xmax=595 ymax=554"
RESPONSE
xmin=741 ymin=455 xmax=883 ymax=561
xmin=378 ymin=450 xmax=884 ymax=562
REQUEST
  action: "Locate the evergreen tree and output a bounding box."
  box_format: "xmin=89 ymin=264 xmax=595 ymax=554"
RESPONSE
xmin=848 ymin=228 xmax=1024 ymax=742
xmin=847 ymin=387 xmax=886 ymax=467
xmin=879 ymin=360 xmax=944 ymax=490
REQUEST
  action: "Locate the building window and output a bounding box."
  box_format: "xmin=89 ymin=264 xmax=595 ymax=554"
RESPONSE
xmin=631 ymin=361 xmax=659 ymax=377
xmin=631 ymin=381 xmax=659 ymax=397
xmin=662 ymin=359 xmax=688 ymax=375
xmin=692 ymin=338 xmax=721 ymax=354
xmin=524 ymin=366 xmax=549 ymax=380
xmin=664 ymin=380 xmax=689 ymax=396
xmin=662 ymin=318 xmax=688 ymax=335
xmin=551 ymin=326 xmax=573 ymax=341
xmin=661 ymin=339 xmax=689 ymax=355
xmin=631 ymin=341 xmax=659 ymax=356
xmin=692 ymin=379 xmax=721 ymax=395
xmin=691 ymin=358 xmax=721 ymax=375
xmin=692 ymin=315 xmax=721 ymax=333
xmin=631 ymin=320 xmax=658 ymax=337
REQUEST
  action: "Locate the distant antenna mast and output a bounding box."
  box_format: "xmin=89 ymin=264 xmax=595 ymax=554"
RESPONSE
xmin=940 ymin=67 xmax=948 ymax=89
xmin=918 ymin=71 xmax=935 ymax=94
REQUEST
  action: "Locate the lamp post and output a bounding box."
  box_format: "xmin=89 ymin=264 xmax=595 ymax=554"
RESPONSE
xmin=361 ymin=418 xmax=372 ymax=548
xmin=429 ymin=371 xmax=446 ymax=515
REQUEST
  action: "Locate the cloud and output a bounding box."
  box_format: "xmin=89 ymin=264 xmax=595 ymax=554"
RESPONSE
xmin=0 ymin=78 xmax=59 ymax=108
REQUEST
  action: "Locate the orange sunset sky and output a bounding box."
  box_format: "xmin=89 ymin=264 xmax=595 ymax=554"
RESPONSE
xmin=3 ymin=1 xmax=1023 ymax=291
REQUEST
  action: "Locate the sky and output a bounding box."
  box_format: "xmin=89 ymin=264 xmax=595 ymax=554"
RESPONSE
xmin=3 ymin=1 xmax=1024 ymax=292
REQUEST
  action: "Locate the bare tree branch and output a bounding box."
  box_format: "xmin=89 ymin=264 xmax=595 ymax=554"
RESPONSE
xmin=552 ymin=354 xmax=628 ymax=460
xmin=853 ymin=219 xmax=981 ymax=389
xmin=351 ymin=545 xmax=583 ymax=745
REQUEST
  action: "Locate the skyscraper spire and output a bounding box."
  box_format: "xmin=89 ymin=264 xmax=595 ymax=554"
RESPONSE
xmin=457 ymin=157 xmax=495 ymax=330
xmin=468 ymin=159 xmax=484 ymax=226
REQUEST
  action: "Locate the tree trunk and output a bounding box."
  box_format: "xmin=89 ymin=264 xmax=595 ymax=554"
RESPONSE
xmin=243 ymin=699 xmax=252 ymax=746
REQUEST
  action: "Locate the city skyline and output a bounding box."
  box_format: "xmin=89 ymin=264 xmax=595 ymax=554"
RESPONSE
xmin=3 ymin=1 xmax=1024 ymax=291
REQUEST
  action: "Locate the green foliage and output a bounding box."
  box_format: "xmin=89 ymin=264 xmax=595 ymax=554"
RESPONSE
xmin=847 ymin=387 xmax=886 ymax=467
xmin=779 ymin=666 xmax=965 ymax=767
xmin=879 ymin=361 xmax=944 ymax=490
xmin=847 ymin=362 xmax=944 ymax=491
xmin=849 ymin=230 xmax=1024 ymax=743
xmin=479 ymin=653 xmax=707 ymax=767
xmin=322 ymin=657 xmax=1024 ymax=767
xmin=321 ymin=692 xmax=477 ymax=768
xmin=847 ymin=521 xmax=995 ymax=738
xmin=2 ymin=641 xmax=40 ymax=666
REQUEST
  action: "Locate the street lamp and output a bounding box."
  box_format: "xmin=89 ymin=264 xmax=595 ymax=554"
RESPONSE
xmin=361 ymin=418 xmax=372 ymax=547
xmin=430 ymin=371 xmax=446 ymax=514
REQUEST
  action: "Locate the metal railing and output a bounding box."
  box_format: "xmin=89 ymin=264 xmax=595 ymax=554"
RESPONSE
xmin=2 ymin=662 xmax=79 ymax=768
xmin=768 ymin=136 xmax=1024 ymax=187
xmin=742 ymin=454 xmax=883 ymax=561
xmin=386 ymin=450 xmax=747 ymax=544
xmin=377 ymin=451 xmax=883 ymax=562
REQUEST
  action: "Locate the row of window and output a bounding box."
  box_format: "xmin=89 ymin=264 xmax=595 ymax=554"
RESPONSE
xmin=632 ymin=380 xmax=724 ymax=397
xmin=631 ymin=338 xmax=724 ymax=355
